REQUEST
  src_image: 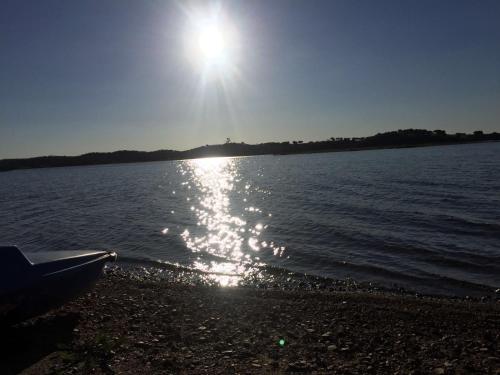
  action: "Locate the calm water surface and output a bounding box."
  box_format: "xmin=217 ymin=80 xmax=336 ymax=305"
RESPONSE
xmin=1 ymin=143 xmax=499 ymax=296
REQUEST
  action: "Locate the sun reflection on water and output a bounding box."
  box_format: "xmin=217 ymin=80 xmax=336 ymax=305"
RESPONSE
xmin=177 ymin=157 xmax=273 ymax=286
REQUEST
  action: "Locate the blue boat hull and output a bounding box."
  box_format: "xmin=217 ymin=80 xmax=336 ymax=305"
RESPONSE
xmin=0 ymin=247 xmax=116 ymax=324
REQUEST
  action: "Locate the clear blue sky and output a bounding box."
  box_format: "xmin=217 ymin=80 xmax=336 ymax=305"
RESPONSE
xmin=1 ymin=0 xmax=499 ymax=158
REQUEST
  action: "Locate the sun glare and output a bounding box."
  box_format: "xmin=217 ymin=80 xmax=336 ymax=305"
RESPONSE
xmin=184 ymin=5 xmax=239 ymax=78
xmin=197 ymin=22 xmax=228 ymax=65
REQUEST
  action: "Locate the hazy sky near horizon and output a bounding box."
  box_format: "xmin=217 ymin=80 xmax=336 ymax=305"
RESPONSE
xmin=1 ymin=0 xmax=499 ymax=158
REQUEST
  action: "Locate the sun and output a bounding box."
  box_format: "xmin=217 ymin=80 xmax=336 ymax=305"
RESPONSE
xmin=184 ymin=5 xmax=239 ymax=77
xmin=197 ymin=21 xmax=228 ymax=65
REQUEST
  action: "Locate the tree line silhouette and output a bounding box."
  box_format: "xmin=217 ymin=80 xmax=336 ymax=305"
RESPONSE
xmin=1 ymin=129 xmax=499 ymax=172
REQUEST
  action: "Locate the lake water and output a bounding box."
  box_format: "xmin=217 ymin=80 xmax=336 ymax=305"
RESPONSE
xmin=1 ymin=143 xmax=499 ymax=296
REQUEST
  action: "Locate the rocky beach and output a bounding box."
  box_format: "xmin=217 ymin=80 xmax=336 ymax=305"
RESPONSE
xmin=1 ymin=267 xmax=499 ymax=374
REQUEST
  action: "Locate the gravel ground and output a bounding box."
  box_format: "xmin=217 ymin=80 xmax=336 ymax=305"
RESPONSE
xmin=1 ymin=268 xmax=499 ymax=374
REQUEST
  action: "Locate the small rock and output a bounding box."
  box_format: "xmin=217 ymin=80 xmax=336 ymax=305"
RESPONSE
xmin=287 ymin=361 xmax=310 ymax=371
xmin=135 ymin=341 xmax=150 ymax=348
xmin=433 ymin=368 xmax=445 ymax=375
xmin=328 ymin=345 xmax=337 ymax=351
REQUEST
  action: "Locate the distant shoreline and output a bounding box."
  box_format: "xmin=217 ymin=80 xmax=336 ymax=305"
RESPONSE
xmin=1 ymin=129 xmax=499 ymax=172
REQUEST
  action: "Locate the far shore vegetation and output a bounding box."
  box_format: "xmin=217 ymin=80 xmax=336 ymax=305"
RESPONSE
xmin=1 ymin=129 xmax=499 ymax=172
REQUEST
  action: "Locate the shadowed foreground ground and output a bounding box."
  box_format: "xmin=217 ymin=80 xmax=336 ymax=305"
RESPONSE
xmin=1 ymin=270 xmax=499 ymax=374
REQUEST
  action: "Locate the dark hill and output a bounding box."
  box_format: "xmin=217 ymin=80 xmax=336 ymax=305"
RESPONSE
xmin=1 ymin=129 xmax=499 ymax=172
